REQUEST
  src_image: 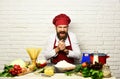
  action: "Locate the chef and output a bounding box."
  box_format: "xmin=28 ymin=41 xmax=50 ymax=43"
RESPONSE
xmin=43 ymin=13 xmax=81 ymax=64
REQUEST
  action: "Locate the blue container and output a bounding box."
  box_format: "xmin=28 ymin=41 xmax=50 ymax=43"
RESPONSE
xmin=80 ymin=53 xmax=90 ymax=64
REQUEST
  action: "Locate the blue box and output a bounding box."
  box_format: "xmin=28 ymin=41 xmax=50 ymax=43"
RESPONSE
xmin=80 ymin=53 xmax=90 ymax=64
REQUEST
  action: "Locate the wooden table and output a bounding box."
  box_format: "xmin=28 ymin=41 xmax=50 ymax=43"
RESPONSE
xmin=0 ymin=72 xmax=116 ymax=79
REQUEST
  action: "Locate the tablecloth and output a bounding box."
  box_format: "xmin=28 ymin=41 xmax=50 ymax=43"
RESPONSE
xmin=0 ymin=72 xmax=116 ymax=79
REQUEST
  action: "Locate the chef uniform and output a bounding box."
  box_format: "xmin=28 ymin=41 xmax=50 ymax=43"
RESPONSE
xmin=52 ymin=34 xmax=74 ymax=64
xmin=43 ymin=14 xmax=81 ymax=64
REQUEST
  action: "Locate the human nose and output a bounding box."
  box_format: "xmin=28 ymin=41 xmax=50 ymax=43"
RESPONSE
xmin=61 ymin=27 xmax=64 ymax=31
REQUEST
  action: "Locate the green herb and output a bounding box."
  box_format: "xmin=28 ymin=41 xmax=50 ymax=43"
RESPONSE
xmin=65 ymin=64 xmax=82 ymax=76
xmin=74 ymin=64 xmax=82 ymax=72
xmin=91 ymin=69 xmax=103 ymax=79
xmin=65 ymin=64 xmax=103 ymax=79
xmin=82 ymin=67 xmax=90 ymax=77
xmin=65 ymin=70 xmax=74 ymax=76
xmin=0 ymin=64 xmax=13 ymax=77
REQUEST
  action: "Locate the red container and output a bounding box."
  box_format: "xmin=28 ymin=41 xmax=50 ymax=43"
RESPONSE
xmin=90 ymin=53 xmax=109 ymax=64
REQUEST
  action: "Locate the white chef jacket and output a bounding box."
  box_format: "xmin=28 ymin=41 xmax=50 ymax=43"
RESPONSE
xmin=43 ymin=31 xmax=81 ymax=63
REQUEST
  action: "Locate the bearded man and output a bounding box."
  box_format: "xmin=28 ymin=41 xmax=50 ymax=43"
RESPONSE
xmin=43 ymin=14 xmax=81 ymax=64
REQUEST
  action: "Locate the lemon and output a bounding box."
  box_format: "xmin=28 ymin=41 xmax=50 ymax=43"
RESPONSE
xmin=44 ymin=66 xmax=54 ymax=76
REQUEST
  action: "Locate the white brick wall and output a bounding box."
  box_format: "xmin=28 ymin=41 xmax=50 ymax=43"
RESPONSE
xmin=0 ymin=0 xmax=120 ymax=78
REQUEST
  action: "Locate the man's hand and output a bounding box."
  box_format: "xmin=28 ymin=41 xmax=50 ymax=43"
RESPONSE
xmin=58 ymin=39 xmax=66 ymax=51
xmin=55 ymin=39 xmax=65 ymax=53
xmin=55 ymin=46 xmax=60 ymax=53
xmin=55 ymin=39 xmax=69 ymax=55
xmin=64 ymin=49 xmax=69 ymax=55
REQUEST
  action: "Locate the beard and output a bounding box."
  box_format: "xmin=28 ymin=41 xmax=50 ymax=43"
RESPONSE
xmin=57 ymin=31 xmax=68 ymax=40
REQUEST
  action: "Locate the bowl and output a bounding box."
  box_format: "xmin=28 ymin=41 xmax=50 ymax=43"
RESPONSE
xmin=54 ymin=60 xmax=76 ymax=72
xmin=54 ymin=66 xmax=75 ymax=73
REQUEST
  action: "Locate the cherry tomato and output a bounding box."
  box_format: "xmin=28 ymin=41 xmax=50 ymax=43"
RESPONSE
xmin=82 ymin=62 xmax=88 ymax=68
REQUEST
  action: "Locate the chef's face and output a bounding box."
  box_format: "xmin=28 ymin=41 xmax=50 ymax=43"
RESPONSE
xmin=56 ymin=25 xmax=68 ymax=40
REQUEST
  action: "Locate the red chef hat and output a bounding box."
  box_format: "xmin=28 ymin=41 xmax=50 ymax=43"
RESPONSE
xmin=53 ymin=14 xmax=71 ymax=26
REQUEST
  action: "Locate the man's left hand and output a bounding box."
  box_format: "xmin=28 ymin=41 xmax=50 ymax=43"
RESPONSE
xmin=64 ymin=49 xmax=69 ymax=55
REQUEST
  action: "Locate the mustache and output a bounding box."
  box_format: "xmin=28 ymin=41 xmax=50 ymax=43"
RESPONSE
xmin=57 ymin=32 xmax=68 ymax=40
xmin=59 ymin=31 xmax=66 ymax=34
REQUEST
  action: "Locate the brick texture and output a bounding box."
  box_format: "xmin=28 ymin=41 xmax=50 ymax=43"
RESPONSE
xmin=0 ymin=0 xmax=120 ymax=78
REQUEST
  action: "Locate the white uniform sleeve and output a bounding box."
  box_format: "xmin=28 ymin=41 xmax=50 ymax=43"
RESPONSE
xmin=67 ymin=32 xmax=81 ymax=59
xmin=43 ymin=34 xmax=57 ymax=60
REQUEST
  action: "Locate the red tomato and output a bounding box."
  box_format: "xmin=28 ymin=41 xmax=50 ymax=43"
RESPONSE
xmin=82 ymin=62 xmax=88 ymax=68
xmin=14 ymin=65 xmax=21 ymax=70
xmin=39 ymin=63 xmax=47 ymax=68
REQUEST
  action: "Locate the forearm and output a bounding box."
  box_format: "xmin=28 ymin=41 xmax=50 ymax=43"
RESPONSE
xmin=67 ymin=50 xmax=81 ymax=59
xmin=43 ymin=49 xmax=57 ymax=60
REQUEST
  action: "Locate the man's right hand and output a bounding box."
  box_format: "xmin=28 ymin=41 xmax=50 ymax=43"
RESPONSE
xmin=58 ymin=39 xmax=66 ymax=51
xmin=55 ymin=39 xmax=66 ymax=53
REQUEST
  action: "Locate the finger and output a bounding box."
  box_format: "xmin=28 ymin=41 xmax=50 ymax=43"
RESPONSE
xmin=61 ymin=39 xmax=65 ymax=42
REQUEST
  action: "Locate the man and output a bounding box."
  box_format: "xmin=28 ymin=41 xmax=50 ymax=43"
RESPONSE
xmin=43 ymin=13 xmax=81 ymax=64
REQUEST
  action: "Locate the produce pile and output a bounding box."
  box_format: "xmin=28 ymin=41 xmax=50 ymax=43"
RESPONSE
xmin=0 ymin=59 xmax=47 ymax=77
xmin=0 ymin=65 xmax=21 ymax=77
xmin=0 ymin=59 xmax=111 ymax=79
xmin=65 ymin=62 xmax=104 ymax=79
